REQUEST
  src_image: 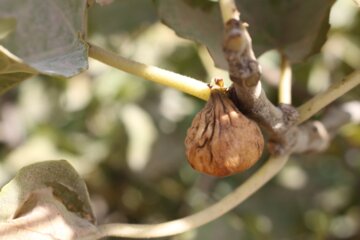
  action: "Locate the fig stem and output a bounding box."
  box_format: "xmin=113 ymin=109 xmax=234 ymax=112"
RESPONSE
xmin=88 ymin=43 xmax=211 ymax=101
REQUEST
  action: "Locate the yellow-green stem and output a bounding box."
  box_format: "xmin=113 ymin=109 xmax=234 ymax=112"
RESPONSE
xmin=88 ymin=43 xmax=210 ymax=101
xmin=297 ymin=70 xmax=360 ymax=124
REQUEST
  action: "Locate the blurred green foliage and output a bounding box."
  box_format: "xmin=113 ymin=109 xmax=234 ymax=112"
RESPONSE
xmin=0 ymin=0 xmax=359 ymax=239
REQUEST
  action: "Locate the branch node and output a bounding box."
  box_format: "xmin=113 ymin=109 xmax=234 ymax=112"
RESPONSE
xmin=279 ymin=104 xmax=299 ymax=126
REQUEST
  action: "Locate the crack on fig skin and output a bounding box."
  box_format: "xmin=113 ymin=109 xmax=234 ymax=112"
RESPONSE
xmin=185 ymin=89 xmax=264 ymax=177
xmin=200 ymin=107 xmax=212 ymax=147
xmin=204 ymin=101 xmax=217 ymax=168
xmin=218 ymin=93 xmax=236 ymax=127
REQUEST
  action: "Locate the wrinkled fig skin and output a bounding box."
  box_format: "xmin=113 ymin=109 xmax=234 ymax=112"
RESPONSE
xmin=185 ymin=89 xmax=264 ymax=177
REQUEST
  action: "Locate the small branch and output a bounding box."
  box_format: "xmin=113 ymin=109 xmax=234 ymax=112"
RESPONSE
xmin=277 ymin=72 xmax=359 ymax=154
xmin=287 ymin=75 xmax=360 ymax=153
xmin=292 ymin=101 xmax=358 ymax=153
xmin=278 ymin=53 xmax=292 ymax=104
xmin=297 ymin=70 xmax=360 ymax=124
xmin=88 ymin=43 xmax=211 ymax=101
xmin=81 ymin=155 xmax=289 ymax=239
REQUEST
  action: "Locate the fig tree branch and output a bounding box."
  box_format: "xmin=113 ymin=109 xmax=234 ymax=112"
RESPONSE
xmin=220 ymin=1 xmax=298 ymax=154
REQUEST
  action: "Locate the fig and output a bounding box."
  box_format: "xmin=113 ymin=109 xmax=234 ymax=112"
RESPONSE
xmin=185 ymin=87 xmax=264 ymax=177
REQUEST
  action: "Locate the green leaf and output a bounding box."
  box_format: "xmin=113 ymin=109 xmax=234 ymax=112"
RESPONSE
xmin=156 ymin=0 xmax=335 ymax=69
xmin=156 ymin=0 xmax=226 ymax=68
xmin=235 ymin=0 xmax=335 ymax=63
xmin=0 ymin=46 xmax=37 ymax=95
xmin=0 ymin=18 xmax=35 ymax=95
xmin=88 ymin=0 xmax=157 ymax=35
xmin=0 ymin=0 xmax=88 ymax=78
xmin=0 ymin=160 xmax=95 ymax=223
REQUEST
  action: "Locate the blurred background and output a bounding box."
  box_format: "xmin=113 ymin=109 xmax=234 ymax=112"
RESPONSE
xmin=0 ymin=0 xmax=359 ymax=239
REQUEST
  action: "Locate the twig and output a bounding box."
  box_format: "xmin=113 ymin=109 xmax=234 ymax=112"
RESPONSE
xmin=292 ymin=101 xmax=359 ymax=153
xmin=88 ymin=43 xmax=211 ymax=101
xmin=297 ymin=70 xmax=360 ymax=124
xmin=278 ymin=53 xmax=292 ymax=104
xmin=81 ymin=155 xmax=289 ymax=239
xmin=284 ymin=72 xmax=360 ymax=153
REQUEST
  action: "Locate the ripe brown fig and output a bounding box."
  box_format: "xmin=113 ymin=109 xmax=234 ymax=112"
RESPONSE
xmin=185 ymin=87 xmax=264 ymax=177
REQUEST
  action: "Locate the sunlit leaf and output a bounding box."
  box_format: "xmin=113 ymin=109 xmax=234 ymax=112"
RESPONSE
xmin=0 ymin=188 xmax=98 ymax=240
xmin=0 ymin=160 xmax=95 ymax=223
xmin=0 ymin=0 xmax=88 ymax=79
xmin=0 ymin=46 xmax=37 ymax=94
